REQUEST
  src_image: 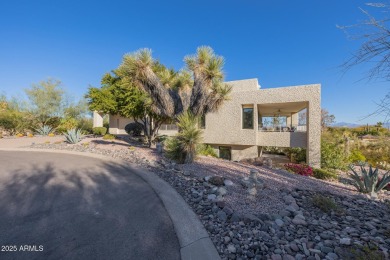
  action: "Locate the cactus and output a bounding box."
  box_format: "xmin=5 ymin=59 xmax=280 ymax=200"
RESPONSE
xmin=35 ymin=125 xmax=52 ymax=136
xmin=64 ymin=128 xmax=82 ymax=144
xmin=349 ymin=164 xmax=390 ymax=197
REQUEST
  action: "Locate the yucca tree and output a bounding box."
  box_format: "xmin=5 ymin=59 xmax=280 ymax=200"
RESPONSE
xmin=116 ymin=46 xmax=232 ymax=119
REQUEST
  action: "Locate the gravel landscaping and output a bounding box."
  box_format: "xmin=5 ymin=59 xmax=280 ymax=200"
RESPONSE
xmin=27 ymin=137 xmax=390 ymax=260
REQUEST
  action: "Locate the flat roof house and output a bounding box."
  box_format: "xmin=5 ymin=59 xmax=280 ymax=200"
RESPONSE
xmin=93 ymin=79 xmax=321 ymax=167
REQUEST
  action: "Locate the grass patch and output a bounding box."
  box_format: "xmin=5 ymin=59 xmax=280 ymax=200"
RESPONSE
xmin=341 ymin=245 xmax=385 ymax=260
xmin=103 ymin=134 xmax=115 ymax=140
xmin=312 ymin=194 xmax=343 ymax=214
xmin=197 ymin=144 xmax=217 ymax=157
xmin=313 ymin=168 xmax=338 ymax=180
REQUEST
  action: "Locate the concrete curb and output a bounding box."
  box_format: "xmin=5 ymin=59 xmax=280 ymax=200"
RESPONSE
xmin=0 ymin=148 xmax=221 ymax=260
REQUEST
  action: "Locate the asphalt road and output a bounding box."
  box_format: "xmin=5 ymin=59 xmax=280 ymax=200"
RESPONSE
xmin=0 ymin=151 xmax=180 ymax=260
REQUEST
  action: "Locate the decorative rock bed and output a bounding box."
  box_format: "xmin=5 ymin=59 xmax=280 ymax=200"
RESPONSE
xmin=29 ymin=141 xmax=390 ymax=259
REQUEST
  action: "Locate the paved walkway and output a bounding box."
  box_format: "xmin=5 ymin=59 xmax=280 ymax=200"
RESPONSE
xmin=0 ymin=151 xmax=180 ymax=260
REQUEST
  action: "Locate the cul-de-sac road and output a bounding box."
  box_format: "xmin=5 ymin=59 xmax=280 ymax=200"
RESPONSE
xmin=0 ymin=151 xmax=180 ymax=260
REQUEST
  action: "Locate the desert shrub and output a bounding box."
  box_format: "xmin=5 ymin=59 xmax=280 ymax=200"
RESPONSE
xmin=0 ymin=110 xmax=29 ymax=135
xmin=197 ymin=144 xmax=218 ymax=157
xmin=64 ymin=128 xmax=82 ymax=144
xmin=155 ymin=135 xmax=168 ymax=143
xmin=92 ymin=127 xmax=107 ymax=136
xmin=176 ymin=112 xmax=202 ymax=163
xmin=165 ymin=136 xmax=185 ymax=163
xmin=340 ymin=245 xmax=385 ymax=260
xmin=103 ymin=134 xmax=115 ymax=140
xmin=321 ymin=140 xmax=348 ymax=170
xmin=77 ymin=118 xmax=93 ymax=134
xmin=125 ymin=122 xmax=143 ymax=136
xmin=165 ymin=112 xmax=202 ymax=164
xmin=360 ymin=139 xmax=390 ymax=169
xmin=263 ymin=146 xmax=285 ymax=155
xmin=35 ymin=125 xmax=53 ymax=136
xmin=284 ymin=163 xmax=313 ymax=176
xmin=311 ymin=194 xmax=340 ymax=213
xmin=349 ymin=149 xmax=366 ymax=163
xmin=313 ymin=168 xmax=338 ymax=180
xmin=56 ymin=117 xmax=78 ymax=133
xmin=349 ymin=164 xmax=390 ymax=197
xmin=285 ymin=147 xmax=306 ymax=163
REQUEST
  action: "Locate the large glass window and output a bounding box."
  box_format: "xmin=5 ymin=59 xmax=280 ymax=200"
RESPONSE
xmin=242 ymin=107 xmax=254 ymax=129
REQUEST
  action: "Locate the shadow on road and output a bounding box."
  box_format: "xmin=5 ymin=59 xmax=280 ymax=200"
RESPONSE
xmin=0 ymin=154 xmax=180 ymax=260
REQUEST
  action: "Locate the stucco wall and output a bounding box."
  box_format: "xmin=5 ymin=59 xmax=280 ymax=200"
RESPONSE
xmin=108 ymin=115 xmax=134 ymax=134
xmin=204 ymin=79 xmax=321 ymax=167
xmin=209 ymin=144 xmax=258 ymax=161
xmin=257 ymin=132 xmax=307 ymax=148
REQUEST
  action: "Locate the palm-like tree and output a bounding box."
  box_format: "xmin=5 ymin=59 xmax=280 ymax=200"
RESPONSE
xmin=117 ymin=46 xmax=232 ymax=119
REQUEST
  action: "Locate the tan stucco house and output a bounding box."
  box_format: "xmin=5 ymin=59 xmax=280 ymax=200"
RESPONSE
xmin=93 ymin=79 xmax=321 ymax=167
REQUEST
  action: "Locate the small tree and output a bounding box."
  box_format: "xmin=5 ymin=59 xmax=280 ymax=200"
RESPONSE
xmin=339 ymin=2 xmax=390 ymax=122
xmin=25 ymin=79 xmax=65 ymax=126
xmin=86 ymin=72 xmax=166 ymax=147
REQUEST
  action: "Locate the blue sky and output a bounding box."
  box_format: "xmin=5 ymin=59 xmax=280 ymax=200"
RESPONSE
xmin=0 ymin=0 xmax=389 ymax=124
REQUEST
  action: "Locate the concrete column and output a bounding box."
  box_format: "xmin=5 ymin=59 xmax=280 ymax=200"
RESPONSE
xmin=306 ymin=91 xmax=321 ymax=168
xmin=291 ymin=113 xmax=298 ymax=126
xmin=93 ymin=111 xmax=104 ymax=128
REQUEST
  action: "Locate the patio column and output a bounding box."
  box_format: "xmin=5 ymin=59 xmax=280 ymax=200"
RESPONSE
xmin=306 ymin=94 xmax=321 ymax=168
xmin=93 ymin=111 xmax=104 ymax=128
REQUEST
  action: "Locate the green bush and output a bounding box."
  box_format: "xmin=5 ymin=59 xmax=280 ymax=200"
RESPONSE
xmin=321 ymin=140 xmax=348 ymax=170
xmin=103 ymin=134 xmax=115 ymax=140
xmin=56 ymin=117 xmax=78 ymax=133
xmin=349 ymin=149 xmax=366 ymax=163
xmin=125 ymin=122 xmax=143 ymax=136
xmin=312 ymin=194 xmax=342 ymax=214
xmin=155 ymin=135 xmax=168 ymax=143
xmin=165 ymin=112 xmax=202 ymax=164
xmin=197 ymin=144 xmax=218 ymax=157
xmin=0 ymin=110 xmax=29 ymax=135
xmin=93 ymin=127 xmax=107 ymax=136
xmin=165 ymin=137 xmax=185 ymax=162
xmin=285 ymin=147 xmax=306 ymax=163
xmin=77 ymin=118 xmax=93 ymax=134
xmin=313 ymin=168 xmax=338 ymax=180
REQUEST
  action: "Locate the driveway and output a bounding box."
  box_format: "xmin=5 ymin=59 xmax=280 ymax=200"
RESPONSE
xmin=0 ymin=151 xmax=180 ymax=260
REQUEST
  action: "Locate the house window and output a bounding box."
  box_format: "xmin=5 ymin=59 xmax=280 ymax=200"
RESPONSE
xmin=200 ymin=115 xmax=206 ymax=129
xmin=242 ymin=107 xmax=254 ymax=129
xmin=219 ymin=146 xmax=231 ymax=160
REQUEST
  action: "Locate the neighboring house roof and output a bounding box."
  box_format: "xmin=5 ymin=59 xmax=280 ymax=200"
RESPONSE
xmin=358 ymin=134 xmax=379 ymax=140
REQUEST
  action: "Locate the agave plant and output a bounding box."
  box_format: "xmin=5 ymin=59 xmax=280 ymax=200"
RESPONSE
xmin=64 ymin=128 xmax=82 ymax=144
xmin=35 ymin=125 xmax=53 ymax=136
xmin=349 ymin=164 xmax=390 ymax=198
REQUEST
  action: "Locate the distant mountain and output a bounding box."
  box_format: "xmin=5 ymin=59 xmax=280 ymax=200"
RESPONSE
xmin=331 ymin=122 xmax=390 ymax=128
xmin=331 ymin=122 xmax=361 ymax=128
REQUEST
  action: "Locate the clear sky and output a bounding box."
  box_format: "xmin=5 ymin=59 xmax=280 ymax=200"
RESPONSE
xmin=0 ymin=0 xmax=389 ymax=124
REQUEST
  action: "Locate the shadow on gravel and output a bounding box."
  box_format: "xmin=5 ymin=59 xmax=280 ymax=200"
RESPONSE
xmin=0 ymin=157 xmax=180 ymax=260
